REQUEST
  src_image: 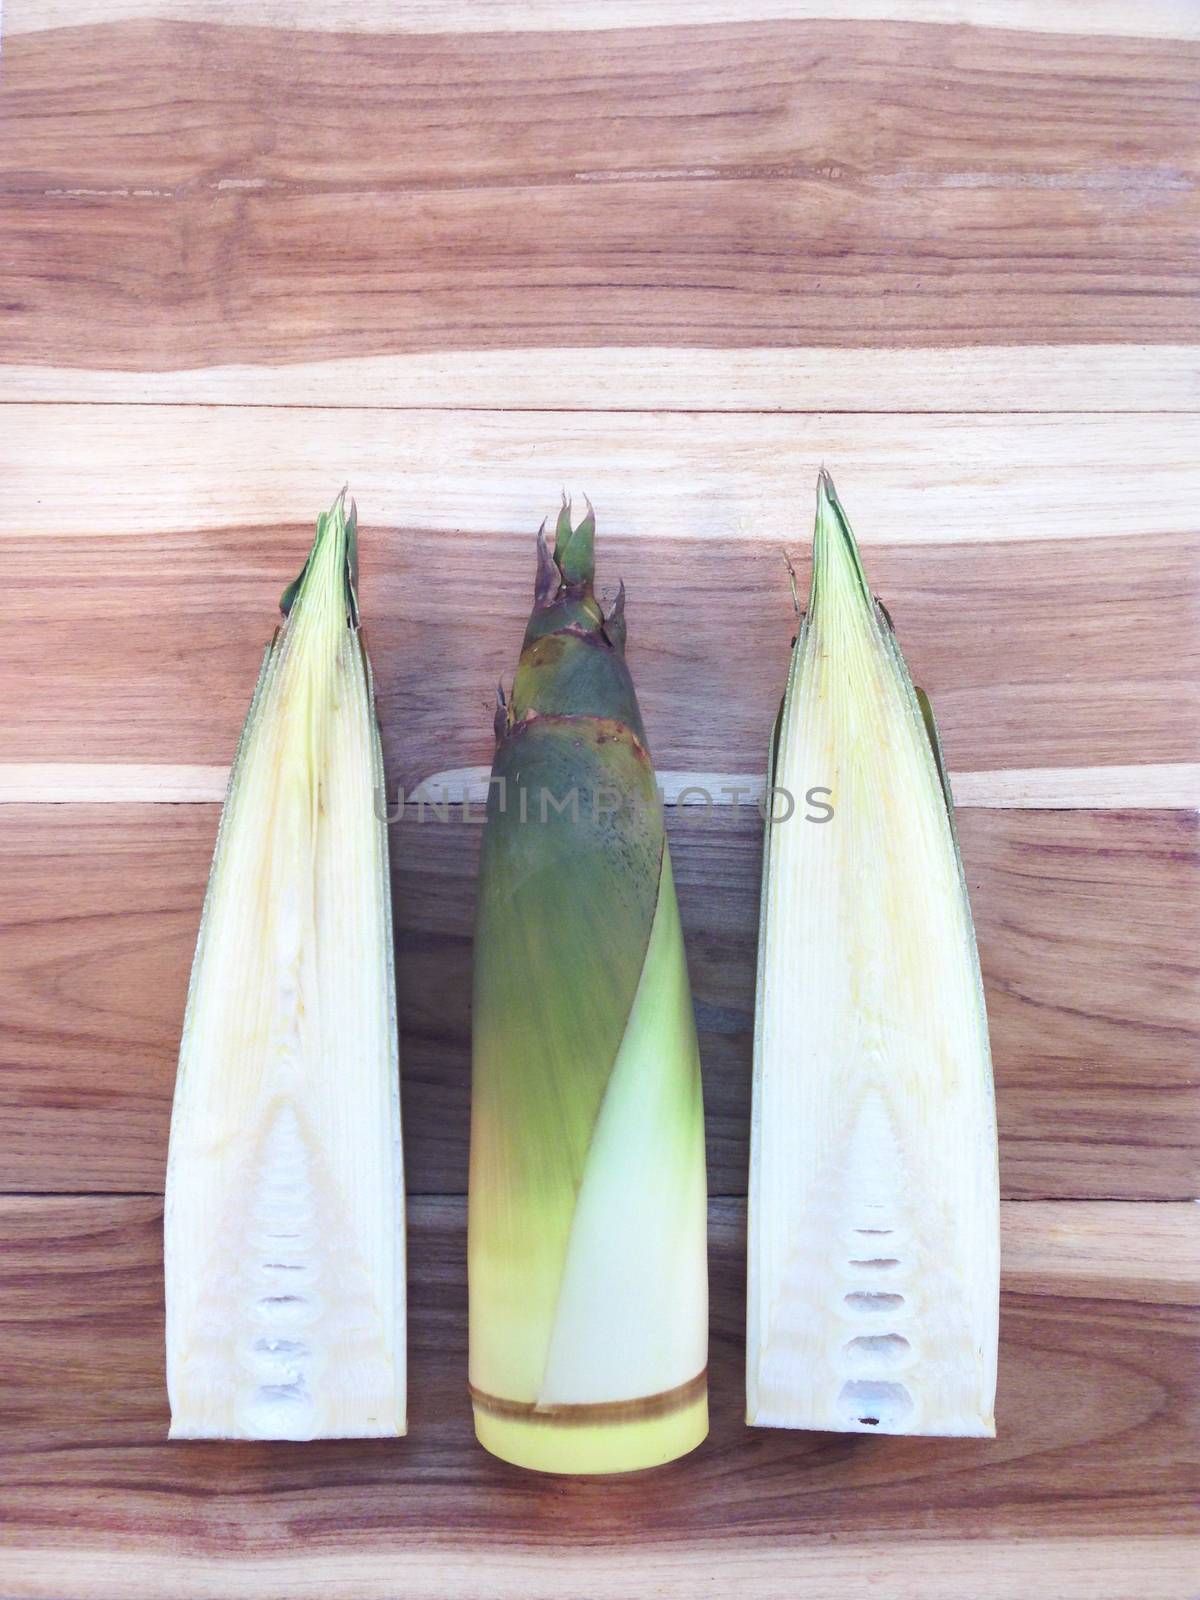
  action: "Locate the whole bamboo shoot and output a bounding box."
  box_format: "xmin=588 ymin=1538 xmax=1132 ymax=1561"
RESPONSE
xmin=469 ymin=499 xmax=708 ymax=1474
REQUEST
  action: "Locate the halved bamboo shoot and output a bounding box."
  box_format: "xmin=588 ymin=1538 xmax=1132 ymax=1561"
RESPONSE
xmin=747 ymin=471 xmax=999 ymax=1437
xmin=164 ymin=493 xmax=406 ymax=1440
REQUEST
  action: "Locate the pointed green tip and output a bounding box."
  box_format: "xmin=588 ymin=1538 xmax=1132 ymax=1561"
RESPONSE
xmin=554 ymin=493 xmax=596 ymax=586
xmin=279 ymin=487 xmax=359 ymax=625
xmin=810 ymin=468 xmax=872 ymax=614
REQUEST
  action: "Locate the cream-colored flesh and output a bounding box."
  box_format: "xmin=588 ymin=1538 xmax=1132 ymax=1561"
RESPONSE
xmin=164 ymin=521 xmax=404 ymax=1440
xmin=748 ymin=480 xmax=999 ymax=1437
xmin=536 ymin=852 xmax=708 ymax=1408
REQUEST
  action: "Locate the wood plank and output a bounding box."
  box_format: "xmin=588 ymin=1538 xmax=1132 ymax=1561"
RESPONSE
xmin=5 ymin=177 xmax=1195 ymax=368
xmin=0 ymin=804 xmax=1194 ymax=1198
xmin=8 ymin=18 xmax=1197 ymax=197
xmin=945 ymin=764 xmax=1200 ymax=809
xmin=0 ymin=764 xmax=234 ymax=803
xmin=0 ymin=1196 xmax=1195 ymax=1600
xmin=5 ymin=408 xmax=1197 ymax=546
xmin=3 ymin=19 xmax=1198 ymax=364
xmin=1002 ymin=1201 xmax=1200 ymax=1305
xmin=2 ymin=515 xmax=1195 ymax=778
xmin=5 ymin=1541 xmax=1198 ymax=1600
xmin=3 ymin=761 xmax=1197 ymax=808
xmin=7 ymin=1 xmax=1200 ymax=41
xmin=4 ymin=347 xmax=1200 ymax=413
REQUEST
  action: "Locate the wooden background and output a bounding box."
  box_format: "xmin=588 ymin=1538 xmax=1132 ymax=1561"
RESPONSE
xmin=1 ymin=2 xmax=1198 ymax=1596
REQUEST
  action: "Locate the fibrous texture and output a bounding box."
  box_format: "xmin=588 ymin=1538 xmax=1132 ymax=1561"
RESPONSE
xmin=164 ymin=494 xmax=405 ymax=1440
xmin=748 ymin=471 xmax=999 ymax=1437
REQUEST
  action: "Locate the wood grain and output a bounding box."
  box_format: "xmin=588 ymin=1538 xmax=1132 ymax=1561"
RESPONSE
xmin=2 ymin=517 xmax=1194 ymax=780
xmin=0 ymin=765 xmax=235 ymax=803
xmin=0 ymin=1196 xmax=1195 ymax=1600
xmin=7 ymin=18 xmax=1197 ymax=197
xmin=6 ymin=1541 xmax=1198 ymax=1600
xmin=4 ymin=347 xmax=1199 ymax=412
xmin=2 ymin=18 xmax=1198 ymax=366
xmin=0 ymin=0 xmax=1195 ymax=1586
xmin=4 ymin=407 xmax=1197 ymax=546
xmin=0 ymin=803 xmax=1194 ymax=1198
xmin=7 ymin=0 xmax=1200 ymax=41
xmin=945 ymin=764 xmax=1200 ymax=809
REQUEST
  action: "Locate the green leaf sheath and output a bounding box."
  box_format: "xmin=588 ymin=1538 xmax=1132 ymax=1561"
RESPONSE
xmin=468 ymin=502 xmax=711 ymax=1466
xmin=470 ymin=511 xmax=665 ymax=1403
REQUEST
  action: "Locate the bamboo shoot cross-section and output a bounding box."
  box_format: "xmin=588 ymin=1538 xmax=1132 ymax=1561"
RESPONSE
xmin=747 ymin=471 xmax=999 ymax=1437
xmin=164 ymin=493 xmax=406 ymax=1441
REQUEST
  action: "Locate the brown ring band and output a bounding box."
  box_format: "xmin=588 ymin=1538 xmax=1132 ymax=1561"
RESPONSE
xmin=469 ymin=1369 xmax=707 ymax=1427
